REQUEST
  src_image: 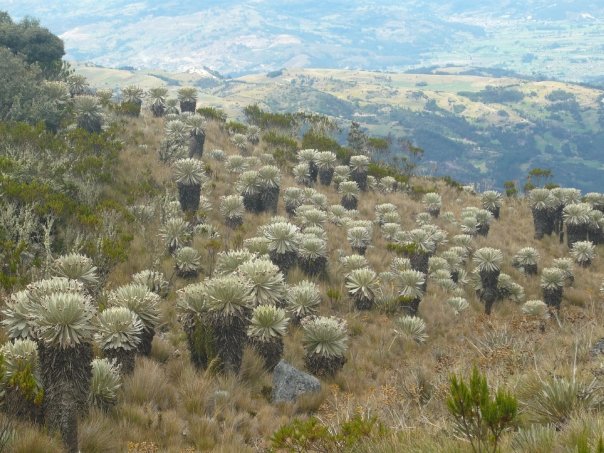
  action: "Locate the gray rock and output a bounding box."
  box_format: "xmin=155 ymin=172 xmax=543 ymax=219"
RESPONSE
xmin=271 ymin=360 xmax=321 ymax=403
xmin=591 ymin=338 xmax=604 ymax=356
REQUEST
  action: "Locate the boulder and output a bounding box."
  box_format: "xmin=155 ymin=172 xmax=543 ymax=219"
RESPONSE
xmin=591 ymin=338 xmax=604 ymax=356
xmin=271 ymin=360 xmax=321 ymax=403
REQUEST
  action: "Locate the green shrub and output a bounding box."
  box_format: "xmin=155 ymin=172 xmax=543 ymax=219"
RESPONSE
xmin=447 ymin=367 xmax=518 ymax=453
xmin=271 ymin=414 xmax=387 ymax=452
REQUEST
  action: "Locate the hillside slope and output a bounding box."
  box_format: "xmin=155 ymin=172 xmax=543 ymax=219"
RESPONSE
xmin=78 ymin=64 xmax=604 ymax=191
xmin=5 ymin=102 xmax=604 ymax=452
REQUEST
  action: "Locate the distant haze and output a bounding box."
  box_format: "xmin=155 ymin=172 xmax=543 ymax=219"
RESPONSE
xmin=4 ymin=0 xmax=604 ymax=80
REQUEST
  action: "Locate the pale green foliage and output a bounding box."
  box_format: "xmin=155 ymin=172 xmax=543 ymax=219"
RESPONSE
xmin=298 ymin=148 xmax=318 ymax=165
xmin=513 ymin=247 xmax=540 ymax=266
xmin=428 ymin=257 xmax=449 ymax=274
xmin=589 ymin=209 xmax=604 ymax=231
xmin=345 ymin=268 xmax=380 ymax=301
xmin=551 ymin=187 xmax=582 ymax=205
xmin=398 ymin=228 xmax=436 ymax=254
xmin=498 ymin=274 xmax=525 ymax=302
xmin=570 ymin=241 xmax=596 ymax=265
xmin=447 ymin=297 xmax=469 ymax=315
xmin=284 ymin=186 xmax=303 ymax=205
xmin=247 ymin=125 xmax=261 ymax=143
xmin=96 ymin=307 xmax=143 ymax=351
xmin=349 ymin=155 xmax=369 ymax=172
xmin=422 ymin=192 xmax=442 ymax=211
xmin=203 ymin=276 xmax=253 ymax=318
xmin=1 ymin=291 xmax=35 ymax=340
xmin=237 ymin=258 xmax=287 ymax=306
xmin=297 ymin=234 xmax=327 ymax=260
xmin=107 ymin=284 xmax=161 ymax=331
xmin=247 ymin=305 xmax=289 ymax=342
xmin=89 ymin=358 xmax=121 ymax=409
xmin=340 ymin=254 xmax=369 ymax=274
xmin=460 ymin=215 xmax=479 ymax=235
xmin=452 ymin=234 xmax=474 ymax=254
xmin=165 ymin=120 xmax=188 ymax=147
xmin=73 ymin=95 xmax=103 ymax=131
xmin=333 ymin=165 xmax=350 ymax=184
xmin=473 ymin=248 xmax=504 ymax=273
xmin=347 ymin=226 xmax=371 ymax=249
xmin=52 ymin=253 xmax=99 ymax=289
xmin=552 ymin=258 xmax=574 ymax=286
xmin=226 ymin=155 xmax=249 ymax=173
xmin=173 ymin=158 xmax=206 ymax=185
xmin=416 ymin=212 xmax=433 ymax=226
xmin=209 ymin=149 xmax=226 ymax=161
xmin=215 ymin=249 xmax=255 ymax=275
xmin=529 ymin=189 xmax=557 ymax=210
xmin=522 ymin=300 xmax=548 ymax=318
xmin=297 ymin=207 xmax=327 ymax=228
xmin=379 ymin=176 xmax=397 ymax=193
xmin=338 ymin=180 xmax=359 ymax=199
xmin=540 ymin=268 xmax=565 ymax=290
xmin=1 ymin=339 xmax=39 ymax=382
xmin=122 ymin=85 xmax=144 ymax=103
xmin=177 ymin=87 xmax=197 ymax=102
xmin=563 ymin=203 xmax=592 ymax=225
xmin=25 ymin=277 xmax=83 ymax=303
xmin=441 ymin=250 xmax=463 ymax=271
xmin=293 ymin=163 xmax=311 ymax=185
xmin=381 ymin=211 xmax=401 ymax=225
xmin=584 ymin=192 xmax=604 ymax=208
xmin=33 ymin=292 xmax=95 ymax=349
xmin=174 ymin=246 xmax=201 ymax=274
xmin=235 ymin=170 xmax=260 ymax=196
xmin=302 ymin=316 xmax=348 ymax=358
xmin=511 ymin=424 xmax=556 ymax=453
xmin=381 ymin=223 xmax=401 ymax=241
xmin=132 ymin=270 xmax=169 ymax=296
xmin=147 ymin=86 xmax=167 ymax=105
xmin=176 ymin=282 xmax=207 ymax=317
xmin=433 ymin=270 xmax=456 ymax=291
xmin=263 ymin=222 xmax=300 ymax=254
xmin=258 ymin=165 xmax=281 ymax=189
xmin=315 ymin=151 xmax=337 ymax=169
xmin=286 ymin=281 xmax=322 ymax=319
xmin=159 ymin=217 xmax=190 ymax=251
xmin=243 ymin=237 xmax=271 ymax=255
xmin=395 ymin=316 xmax=428 ymax=343
xmin=303 ymin=226 xmax=327 ymax=240
xmin=396 ymin=270 xmax=425 ymax=299
xmin=526 ymin=377 xmax=600 ymax=426
xmin=481 ymin=190 xmax=502 ymax=210
xmin=220 ymin=195 xmax=245 ymax=219
xmin=390 ymin=257 xmax=412 ymax=273
xmin=186 ymin=114 xmax=206 ymax=135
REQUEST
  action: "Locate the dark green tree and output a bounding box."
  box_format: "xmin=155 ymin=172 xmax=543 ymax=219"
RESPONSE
xmin=0 ymin=13 xmax=65 ymax=78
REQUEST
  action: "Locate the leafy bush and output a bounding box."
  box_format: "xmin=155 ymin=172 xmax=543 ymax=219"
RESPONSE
xmin=447 ymin=367 xmax=518 ymax=453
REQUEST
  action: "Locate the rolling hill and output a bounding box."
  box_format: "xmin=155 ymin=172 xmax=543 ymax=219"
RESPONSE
xmin=77 ymin=63 xmax=604 ymax=191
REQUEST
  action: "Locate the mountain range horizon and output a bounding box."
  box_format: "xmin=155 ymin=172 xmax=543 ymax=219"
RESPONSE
xmin=4 ymin=0 xmax=604 ymax=81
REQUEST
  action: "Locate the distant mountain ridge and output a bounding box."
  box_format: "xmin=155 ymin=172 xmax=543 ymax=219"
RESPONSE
xmin=4 ymin=1 xmax=604 ymax=80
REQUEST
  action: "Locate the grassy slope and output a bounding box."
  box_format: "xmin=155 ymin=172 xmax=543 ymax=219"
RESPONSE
xmin=76 ymin=64 xmax=604 ymax=191
xmin=9 ymin=107 xmax=604 ymax=451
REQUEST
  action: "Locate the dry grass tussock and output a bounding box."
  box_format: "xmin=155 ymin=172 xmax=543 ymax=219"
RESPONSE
xmin=5 ymin=108 xmax=604 ymax=452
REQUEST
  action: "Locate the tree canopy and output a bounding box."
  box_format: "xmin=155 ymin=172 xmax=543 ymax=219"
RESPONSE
xmin=0 ymin=11 xmax=64 ymax=78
